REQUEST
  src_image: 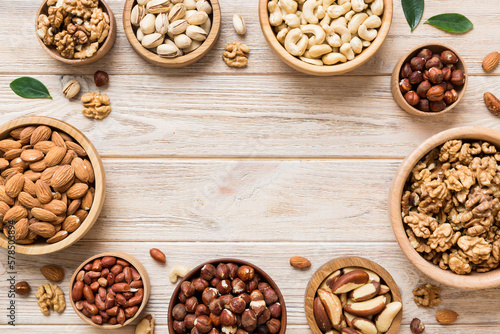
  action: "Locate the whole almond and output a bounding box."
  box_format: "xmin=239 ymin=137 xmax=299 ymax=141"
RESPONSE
xmin=51 ymin=132 xmax=67 ymax=148
xmin=290 ymin=256 xmax=311 ymax=268
xmin=14 ymin=218 xmax=29 ymax=240
xmin=0 ymin=187 xmax=14 ymax=205
xmin=81 ymin=188 xmax=94 ymax=210
xmin=31 ymin=207 xmax=58 ymax=222
xmin=149 ymin=248 xmax=166 ymax=263
xmin=4 ymin=149 xmax=23 ymax=160
xmin=35 ymin=180 xmax=53 ymax=204
xmin=24 ymin=171 xmax=41 ymax=183
xmin=84 ymin=159 xmax=95 ymax=183
xmin=29 ymin=160 xmax=47 ymax=172
xmin=485 ymin=92 xmax=500 ymax=115
xmin=0 ymin=158 xmax=9 ymax=170
xmin=4 ymin=206 xmax=27 ymax=222
xmin=34 ymin=141 xmax=56 ymax=154
xmin=0 ymin=201 xmax=9 ymax=220
xmin=60 ymin=150 xmax=77 ymax=165
xmin=19 ymin=126 xmax=36 ymax=144
xmin=67 ymin=199 xmax=81 ymax=216
xmin=5 ymin=173 xmax=24 ymax=198
xmin=30 ymin=126 xmax=52 ymax=145
xmin=66 ymin=141 xmax=86 ymax=157
xmin=40 ymin=166 xmax=58 ymax=185
xmin=9 ymin=128 xmax=24 ymax=140
xmin=29 ymin=222 xmax=56 ymax=238
xmin=72 ymin=158 xmax=90 ymax=183
xmin=62 ymin=215 xmax=81 ymax=233
xmin=66 ymin=183 xmax=89 ymax=199
xmin=436 ymin=309 xmax=458 ymax=324
xmin=0 ymin=140 xmax=21 ymax=152
xmin=44 ymin=146 xmax=67 ymax=167
xmin=51 ymin=165 xmax=75 ymax=189
xmin=20 ymin=149 xmax=44 ymax=163
xmin=75 ymin=209 xmax=88 ymax=222
xmin=482 ymin=52 xmax=500 ymax=72
xmin=47 ymin=230 xmax=68 ymax=243
xmin=18 ymin=192 xmax=41 ymax=209
xmin=42 ymin=200 xmax=67 ymax=216
xmin=2 ymin=167 xmax=23 ymax=179
xmin=41 ymin=264 xmax=64 ymax=282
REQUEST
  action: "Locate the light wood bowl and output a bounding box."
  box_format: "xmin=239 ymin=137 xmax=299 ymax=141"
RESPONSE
xmin=168 ymin=258 xmax=287 ymax=334
xmin=123 ymin=0 xmax=221 ymax=68
xmin=69 ymin=251 xmax=151 ymax=329
xmin=390 ymin=127 xmax=500 ymax=289
xmin=258 ymin=0 xmax=393 ymax=76
xmin=35 ymin=0 xmax=117 ymax=65
xmin=0 ymin=116 xmax=105 ymax=255
xmin=391 ymin=43 xmax=468 ymax=116
xmin=305 ymin=256 xmax=402 ymax=334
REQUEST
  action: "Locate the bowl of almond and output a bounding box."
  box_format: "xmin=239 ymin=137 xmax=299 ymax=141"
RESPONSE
xmin=0 ymin=116 xmax=105 ymax=255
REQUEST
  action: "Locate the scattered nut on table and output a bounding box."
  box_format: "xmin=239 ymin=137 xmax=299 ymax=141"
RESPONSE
xmin=233 ymin=14 xmax=246 ymax=35
xmin=37 ymin=0 xmax=110 ymax=59
xmin=94 ymin=70 xmax=109 ymax=87
xmin=135 ymin=314 xmax=155 ymax=334
xmin=81 ymin=92 xmax=111 ymax=119
xmin=169 ymin=264 xmax=190 ymax=283
xmin=15 ymin=281 xmax=31 ymax=295
xmin=412 ymin=284 xmax=441 ymax=307
xmin=223 ymin=42 xmax=249 ymax=67
xmin=40 ymin=264 xmax=65 ymax=282
xmin=267 ymin=0 xmax=384 ymax=66
xmin=436 ymin=309 xmax=459 ymax=325
xmin=62 ymin=80 xmax=81 ymax=99
xmin=484 ymin=92 xmax=500 ymax=116
xmin=36 ymin=282 xmax=66 ymax=316
xmin=410 ymin=317 xmax=425 ymax=333
xmin=482 ymin=51 xmax=500 ymax=72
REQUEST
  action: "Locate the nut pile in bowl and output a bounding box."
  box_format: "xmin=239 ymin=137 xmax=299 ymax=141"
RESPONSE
xmin=71 ymin=255 xmax=145 ymax=325
xmin=0 ymin=125 xmax=95 ymax=245
xmin=399 ymin=48 xmax=466 ymax=113
xmin=313 ymin=267 xmax=401 ymax=333
xmin=37 ymin=0 xmax=111 ymax=59
xmin=267 ymin=0 xmax=384 ymax=66
xmin=131 ymin=0 xmax=213 ymax=58
xmin=170 ymin=261 xmax=284 ymax=334
xmin=402 ymin=140 xmax=500 ymax=275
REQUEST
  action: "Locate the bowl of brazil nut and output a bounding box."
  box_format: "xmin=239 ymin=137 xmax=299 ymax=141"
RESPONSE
xmin=259 ymin=0 xmax=393 ymax=76
xmin=391 ymin=43 xmax=468 ymax=116
xmin=123 ymin=0 xmax=222 ymax=68
xmin=0 ymin=116 xmax=105 ymax=255
xmin=305 ymin=256 xmax=402 ymax=334
xmin=390 ymin=127 xmax=500 ymax=289
xmin=168 ymin=258 xmax=287 ymax=334
xmin=36 ymin=0 xmax=117 ymax=65
xmin=69 ymin=251 xmax=151 ymax=328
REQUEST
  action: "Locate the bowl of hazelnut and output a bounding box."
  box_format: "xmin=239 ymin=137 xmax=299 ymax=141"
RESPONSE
xmin=390 ymin=126 xmax=500 ymax=289
xmin=69 ymin=251 xmax=151 ymax=328
xmin=391 ymin=43 xmax=468 ymax=116
xmin=168 ymin=258 xmax=287 ymax=334
xmin=305 ymin=256 xmax=402 ymax=334
xmin=36 ymin=0 xmax=117 ymax=65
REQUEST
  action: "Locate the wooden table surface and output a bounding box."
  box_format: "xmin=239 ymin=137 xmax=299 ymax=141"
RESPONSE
xmin=1 ymin=0 xmax=499 ymax=333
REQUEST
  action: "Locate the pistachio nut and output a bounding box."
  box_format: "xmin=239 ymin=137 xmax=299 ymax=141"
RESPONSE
xmin=62 ymin=80 xmax=81 ymax=99
xmin=183 ymin=40 xmax=201 ymax=53
xmin=168 ymin=19 xmax=189 ymax=36
xmin=186 ymin=11 xmax=209 ymax=25
xmin=169 ymin=3 xmax=187 ymax=22
xmin=184 ymin=10 xmax=198 ymax=20
xmin=157 ymin=42 xmax=181 ymax=58
xmin=140 ymin=14 xmax=156 ymax=35
xmin=196 ymin=0 xmax=212 ymax=14
xmin=184 ymin=0 xmax=196 ymax=10
xmin=233 ymin=14 xmax=246 ymax=35
xmin=146 ymin=0 xmax=172 ymax=14
xmin=136 ymin=29 xmax=145 ymax=42
xmin=131 ymin=4 xmax=146 ymax=27
xmin=174 ymin=34 xmax=192 ymax=49
xmin=200 ymin=18 xmax=212 ymax=34
xmin=155 ymin=13 xmax=169 ymax=35
xmin=142 ymin=33 xmax=165 ymax=49
xmin=186 ymin=25 xmax=208 ymax=41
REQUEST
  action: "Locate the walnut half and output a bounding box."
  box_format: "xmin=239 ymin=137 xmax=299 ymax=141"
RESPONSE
xmin=223 ymin=42 xmax=249 ymax=68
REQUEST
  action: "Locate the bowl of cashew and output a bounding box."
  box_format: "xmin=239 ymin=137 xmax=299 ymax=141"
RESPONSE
xmin=259 ymin=0 xmax=393 ymax=76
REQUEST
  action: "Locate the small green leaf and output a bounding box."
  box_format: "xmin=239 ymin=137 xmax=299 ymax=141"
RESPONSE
xmin=401 ymin=0 xmax=424 ymax=31
xmin=425 ymin=13 xmax=474 ymax=33
xmin=9 ymin=77 xmax=52 ymax=99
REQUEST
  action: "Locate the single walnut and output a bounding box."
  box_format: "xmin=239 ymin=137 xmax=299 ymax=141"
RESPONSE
xmin=54 ymin=31 xmax=75 ymax=59
xmin=89 ymin=7 xmax=110 ymax=43
xmin=67 ymin=23 xmax=90 ymax=44
xmin=462 ymin=187 xmax=500 ymax=236
xmin=406 ymin=228 xmax=432 ymax=253
xmin=428 ymin=223 xmax=460 ymax=252
xmin=458 ymin=236 xmax=492 ymax=264
xmin=63 ymin=0 xmax=96 ymax=20
xmin=223 ymin=42 xmax=249 ymax=68
xmin=448 ymin=249 xmax=472 ymax=275
xmin=74 ymin=42 xmax=99 ymax=59
xmin=81 ymin=92 xmax=111 ymax=119
xmin=37 ymin=14 xmax=55 ymax=46
xmin=439 ymin=140 xmax=462 ymax=163
xmin=413 ymin=283 xmax=441 ymax=308
xmin=476 ymin=238 xmax=500 ymax=272
xmin=482 ymin=142 xmax=497 ymax=154
xmin=35 ymin=282 xmax=66 ymax=316
xmin=404 ymin=212 xmax=438 ymax=239
xmin=470 ymin=156 xmax=497 ymax=187
xmin=48 ymin=6 xmax=65 ymax=28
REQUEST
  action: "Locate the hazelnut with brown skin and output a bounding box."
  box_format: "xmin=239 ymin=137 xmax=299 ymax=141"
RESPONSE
xmin=15 ymin=281 xmax=31 ymax=295
xmin=444 ymin=89 xmax=458 ymax=105
xmin=209 ymin=298 xmax=225 ymax=316
xmin=173 ymin=320 xmax=187 ymax=334
xmin=200 ymin=264 xmax=217 ymax=281
xmin=404 ymin=91 xmax=420 ymax=106
xmin=216 ymin=264 xmax=230 ymax=280
xmin=220 ymin=309 xmax=237 ymax=326
xmin=94 ymin=70 xmax=109 ymax=87
xmin=238 ymin=293 xmax=251 ymax=305
xmin=263 ymin=288 xmax=278 ymax=305
xmin=217 ymin=280 xmax=233 ymax=295
xmin=182 ymin=281 xmax=196 ymax=297
xmin=416 ymin=80 xmax=432 ymax=98
xmin=196 ymin=304 xmax=210 ymax=317
xmin=442 ymin=66 xmax=452 ymax=81
xmin=410 ymin=318 xmax=425 ymax=334
xmin=266 ymin=318 xmax=281 ymax=334
xmin=211 ymin=278 xmax=221 ymax=288
xmin=237 ymin=266 xmax=255 ymax=282
xmin=401 ymin=63 xmax=412 ymax=78
xmin=173 ymin=304 xmax=188 ymax=321
xmin=426 ymin=85 xmax=445 ymax=102
xmin=440 ymin=50 xmax=458 ymax=64
xmin=426 ymin=56 xmax=443 ymax=69
xmin=268 ymin=303 xmax=282 ymax=318
xmin=228 ymin=296 xmax=247 ymax=314
xmin=210 ymin=313 xmax=222 ymax=327
xmin=400 ymin=78 xmax=412 ymax=94
xmin=195 ymin=315 xmax=213 ymax=333
xmin=410 ymin=56 xmax=426 ymax=71
xmin=232 ymin=278 xmax=246 ymax=294
xmin=417 ymin=48 xmax=432 ymax=61
xmin=430 ymin=100 xmax=446 ymax=112
xmin=450 ymin=69 xmax=465 ymax=86
xmin=427 ymin=67 xmax=443 ymax=84
xmin=241 ymin=309 xmax=258 ymax=332
xmin=257 ymin=308 xmax=271 ymax=325
xmin=185 ymin=314 xmax=197 ymax=329
xmin=417 ymin=99 xmax=430 ymax=112
xmin=186 ymin=296 xmax=199 ymax=313
xmin=254 ymin=325 xmax=270 ymax=334
xmin=219 ymin=294 xmax=234 ymax=307
xmin=408 ymin=71 xmax=424 ymax=85
xmin=227 ymin=263 xmax=239 ymax=279
xmin=194 ymin=278 xmax=209 ymax=292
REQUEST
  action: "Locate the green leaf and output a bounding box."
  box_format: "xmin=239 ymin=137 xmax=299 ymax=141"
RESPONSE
xmin=9 ymin=77 xmax=52 ymax=99
xmin=401 ymin=0 xmax=424 ymax=31
xmin=425 ymin=13 xmax=474 ymax=33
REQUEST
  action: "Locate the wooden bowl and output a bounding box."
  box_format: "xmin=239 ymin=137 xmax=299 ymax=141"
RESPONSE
xmin=390 ymin=127 xmax=500 ymax=289
xmin=305 ymin=256 xmax=402 ymax=334
xmin=258 ymin=0 xmax=393 ymax=76
xmin=35 ymin=0 xmax=117 ymax=65
xmin=123 ymin=0 xmax=221 ymax=68
xmin=0 ymin=116 xmax=105 ymax=255
xmin=390 ymin=43 xmax=468 ymax=116
xmin=168 ymin=258 xmax=287 ymax=334
xmin=69 ymin=251 xmax=151 ymax=328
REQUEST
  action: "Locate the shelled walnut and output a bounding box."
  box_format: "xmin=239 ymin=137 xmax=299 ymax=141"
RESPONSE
xmin=81 ymin=92 xmax=111 ymax=119
xmin=36 ymin=282 xmax=66 ymax=315
xmin=412 ymin=283 xmax=441 ymax=308
xmin=222 ymin=42 xmax=249 ymax=68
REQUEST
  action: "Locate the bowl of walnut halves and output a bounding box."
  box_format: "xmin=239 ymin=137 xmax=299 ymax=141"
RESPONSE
xmin=36 ymin=0 xmax=117 ymax=65
xmin=390 ymin=127 xmax=500 ymax=289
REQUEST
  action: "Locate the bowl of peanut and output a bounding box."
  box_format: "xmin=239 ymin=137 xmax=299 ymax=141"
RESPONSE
xmin=259 ymin=0 xmax=393 ymax=76
xmin=390 ymin=127 xmax=500 ymax=289
xmin=0 ymin=116 xmax=105 ymax=255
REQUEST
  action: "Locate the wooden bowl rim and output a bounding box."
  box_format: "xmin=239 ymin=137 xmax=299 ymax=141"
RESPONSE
xmin=167 ymin=258 xmax=287 ymax=334
xmin=305 ymin=256 xmax=402 ymax=334
xmin=390 ymin=126 xmax=500 ymax=289
xmin=68 ymin=251 xmax=151 ymax=329
xmin=0 ymin=116 xmax=106 ymax=255
xmin=258 ymin=0 xmax=393 ymax=76
xmin=122 ymin=0 xmax=221 ymax=68
xmin=390 ymin=42 xmax=468 ymax=117
xmin=35 ymin=0 xmax=117 ymax=65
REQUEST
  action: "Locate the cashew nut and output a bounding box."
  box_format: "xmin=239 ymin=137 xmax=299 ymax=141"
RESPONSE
xmin=300 ymin=56 xmax=324 ymax=65
xmin=340 ymin=42 xmax=355 ymax=60
xmin=370 ymin=0 xmax=384 ymax=16
xmin=332 ymin=24 xmax=351 ymax=44
xmin=284 ymin=28 xmax=307 ymax=56
xmin=169 ymin=265 xmax=191 ymax=283
xmin=320 ymin=15 xmax=331 ymax=30
xmin=363 ymin=15 xmax=382 ymax=28
xmin=285 ymin=13 xmax=301 ymax=28
xmin=276 ymin=27 xmax=289 ymax=44
xmin=301 ymin=24 xmax=326 ymax=47
xmin=348 ymin=13 xmax=368 ymax=35
xmin=302 ymin=0 xmax=319 ymax=24
xmin=330 ymin=17 xmax=348 ymax=28
xmin=362 ymin=40 xmax=371 ymax=47
xmin=326 ymin=32 xmax=341 ymax=47
xmin=268 ymin=1 xmax=283 ymax=26
xmin=350 ymin=36 xmax=363 ymax=54
xmin=322 ymin=52 xmax=347 ymax=65
xmin=358 ymin=24 xmax=378 ymax=41
xmin=326 ymin=3 xmax=351 ymax=19
xmin=278 ymin=0 xmax=298 ymax=14
xmin=309 ymin=44 xmax=333 ymax=58
xmin=299 ymin=11 xmax=308 ymax=25
xmin=314 ymin=5 xmax=326 ymax=20
xmin=345 ymin=10 xmax=355 ymax=22
xmin=352 ymin=0 xmax=367 ymax=12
